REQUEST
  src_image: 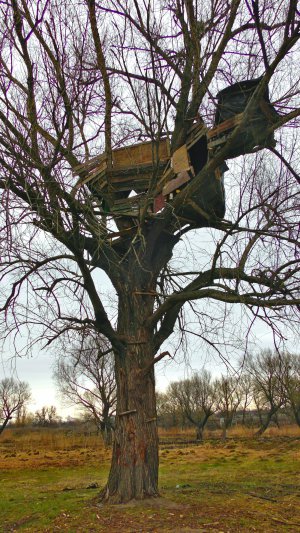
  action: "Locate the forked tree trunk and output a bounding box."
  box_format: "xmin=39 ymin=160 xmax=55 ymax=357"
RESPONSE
xmin=101 ymin=290 xmax=159 ymax=503
xmin=196 ymin=426 xmax=203 ymax=441
xmin=255 ymin=407 xmax=277 ymax=436
xmin=195 ymin=412 xmax=211 ymax=441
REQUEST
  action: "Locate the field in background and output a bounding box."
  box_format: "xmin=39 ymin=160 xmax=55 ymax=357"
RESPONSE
xmin=159 ymin=423 xmax=300 ymax=441
xmin=0 ymin=425 xmax=300 ymax=532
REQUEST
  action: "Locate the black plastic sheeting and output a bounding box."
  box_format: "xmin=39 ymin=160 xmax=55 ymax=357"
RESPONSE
xmin=178 ymin=131 xmax=227 ymax=226
xmin=214 ymin=78 xmax=279 ymax=158
xmin=178 ymin=162 xmax=227 ymax=226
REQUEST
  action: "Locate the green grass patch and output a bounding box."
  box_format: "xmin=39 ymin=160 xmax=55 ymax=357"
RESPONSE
xmin=0 ymin=464 xmax=109 ymax=531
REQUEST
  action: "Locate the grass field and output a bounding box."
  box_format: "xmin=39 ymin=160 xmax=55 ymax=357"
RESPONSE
xmin=0 ymin=426 xmax=300 ymax=532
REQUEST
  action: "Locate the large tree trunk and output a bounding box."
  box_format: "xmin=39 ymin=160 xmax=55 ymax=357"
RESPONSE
xmin=101 ymin=290 xmax=159 ymax=503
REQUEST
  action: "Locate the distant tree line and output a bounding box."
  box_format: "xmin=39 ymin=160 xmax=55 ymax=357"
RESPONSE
xmin=157 ymin=350 xmax=300 ymax=440
xmin=2 ymin=349 xmax=299 ymax=443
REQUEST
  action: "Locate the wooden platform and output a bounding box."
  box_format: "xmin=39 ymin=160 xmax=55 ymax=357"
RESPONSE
xmin=73 ymin=137 xmax=170 ymax=194
xmin=73 ymin=116 xmax=244 ymax=219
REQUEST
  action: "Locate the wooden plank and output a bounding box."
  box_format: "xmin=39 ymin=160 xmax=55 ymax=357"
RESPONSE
xmin=207 ymin=137 xmax=227 ymax=150
xmin=186 ymin=124 xmax=207 ymax=149
xmin=113 ymin=193 xmax=146 ymax=206
xmin=74 ymin=138 xmax=170 ymax=186
xmin=111 ymin=161 xmax=166 ymax=177
xmin=171 ymin=144 xmax=191 ymax=174
xmin=112 ymin=137 xmax=170 ymax=168
xmin=87 ymin=163 xmax=107 ymax=180
xmin=74 ymin=174 xmax=106 ymax=194
xmin=73 ymin=154 xmax=106 ymax=174
xmin=112 ymin=210 xmax=141 ymax=217
xmin=162 ymin=171 xmax=191 ymax=196
xmin=155 ymin=166 xmax=175 ymax=193
xmin=207 ymin=113 xmax=244 ymax=138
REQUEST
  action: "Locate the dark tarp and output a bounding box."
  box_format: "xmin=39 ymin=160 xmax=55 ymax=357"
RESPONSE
xmin=214 ymin=78 xmax=279 ymax=158
xmin=178 ymin=163 xmax=227 ymax=226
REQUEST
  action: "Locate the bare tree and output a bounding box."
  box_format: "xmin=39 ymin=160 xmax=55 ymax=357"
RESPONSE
xmin=34 ymin=405 xmax=60 ymax=426
xmin=0 ymin=0 xmax=299 ymax=501
xmin=246 ymin=350 xmax=287 ymax=435
xmin=281 ymin=352 xmax=300 ymax=426
xmin=54 ymin=336 xmax=116 ymax=445
xmin=156 ymin=391 xmax=183 ymax=429
xmin=215 ymin=375 xmax=241 ymax=439
xmin=238 ymin=372 xmax=254 ymax=425
xmin=168 ymin=371 xmax=216 ymax=441
xmin=0 ymin=378 xmax=31 ymax=434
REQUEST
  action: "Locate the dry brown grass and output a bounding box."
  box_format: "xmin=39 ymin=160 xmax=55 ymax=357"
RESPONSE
xmin=1 ymin=423 xmax=300 ymax=472
xmin=1 ymin=426 xmax=101 ymax=451
xmin=0 ymin=426 xmax=110 ymax=470
xmin=158 ymin=423 xmax=300 ymax=440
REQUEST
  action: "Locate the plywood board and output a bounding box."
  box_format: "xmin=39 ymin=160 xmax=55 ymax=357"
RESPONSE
xmin=162 ymin=171 xmax=191 ymax=196
xmin=171 ymin=145 xmax=191 ymax=174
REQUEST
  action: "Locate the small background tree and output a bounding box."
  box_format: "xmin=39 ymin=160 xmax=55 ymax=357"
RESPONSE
xmin=34 ymin=405 xmax=60 ymax=427
xmin=54 ymin=335 xmax=116 ymax=446
xmin=281 ymin=353 xmax=300 ymax=427
xmin=215 ymin=375 xmax=241 ymax=439
xmin=246 ymin=350 xmax=287 ymax=436
xmin=0 ymin=378 xmax=31 ymax=434
xmin=167 ymin=371 xmax=216 ymax=441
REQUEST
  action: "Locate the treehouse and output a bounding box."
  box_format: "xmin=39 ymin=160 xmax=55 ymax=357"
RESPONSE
xmin=73 ymin=122 xmax=226 ymax=228
xmin=74 ymin=79 xmax=278 ymax=231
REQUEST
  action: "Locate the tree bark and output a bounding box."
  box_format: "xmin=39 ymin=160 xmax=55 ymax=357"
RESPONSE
xmin=100 ymin=419 xmax=113 ymax=447
xmin=221 ymin=425 xmax=227 ymax=440
xmin=195 ymin=412 xmax=211 ymax=441
xmin=196 ymin=426 xmax=203 ymax=441
xmin=295 ymin=410 xmax=300 ymax=427
xmin=255 ymin=407 xmax=278 ymax=436
xmin=0 ymin=416 xmax=11 ymax=435
xmin=101 ymin=289 xmax=159 ymax=503
xmin=290 ymin=403 xmax=300 ymax=427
